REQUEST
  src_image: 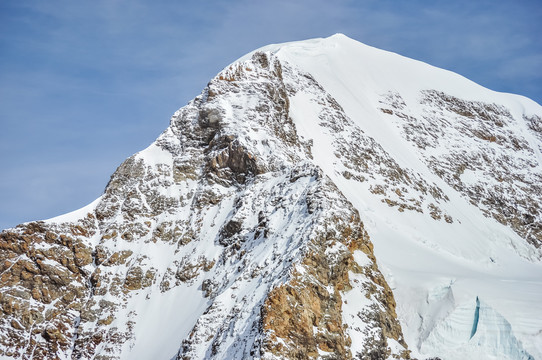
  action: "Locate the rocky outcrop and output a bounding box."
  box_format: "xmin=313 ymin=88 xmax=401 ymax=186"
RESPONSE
xmin=261 ymin=212 xmax=409 ymax=359
xmin=0 ymin=217 xmax=95 ymax=358
xmin=379 ymin=90 xmax=542 ymax=248
xmin=0 ymin=50 xmax=411 ymax=359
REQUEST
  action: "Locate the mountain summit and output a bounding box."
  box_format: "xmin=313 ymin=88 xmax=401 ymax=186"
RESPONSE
xmin=1 ymin=34 xmax=541 ymax=360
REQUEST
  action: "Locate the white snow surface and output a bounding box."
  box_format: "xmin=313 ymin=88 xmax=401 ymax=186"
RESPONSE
xmin=30 ymin=34 xmax=542 ymax=359
xmin=271 ymin=34 xmax=542 ymax=359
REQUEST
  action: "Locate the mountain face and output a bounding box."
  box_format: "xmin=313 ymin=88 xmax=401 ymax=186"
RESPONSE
xmin=1 ymin=34 xmax=541 ymax=360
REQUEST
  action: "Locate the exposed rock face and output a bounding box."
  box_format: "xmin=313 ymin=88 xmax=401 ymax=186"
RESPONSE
xmin=0 ymin=49 xmax=409 ymax=360
xmin=379 ymin=90 xmax=542 ymax=248
xmin=260 ymin=211 xmax=408 ymax=360
xmin=1 ymin=35 xmax=541 ymax=360
xmin=0 ymin=218 xmax=96 ymax=358
xmin=175 ymin=165 xmax=409 ymax=360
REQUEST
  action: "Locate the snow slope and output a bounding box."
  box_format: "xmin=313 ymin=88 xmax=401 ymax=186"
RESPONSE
xmin=270 ymin=34 xmax=542 ymax=359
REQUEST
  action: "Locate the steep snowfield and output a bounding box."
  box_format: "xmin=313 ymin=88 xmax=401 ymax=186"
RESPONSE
xmin=271 ymin=34 xmax=542 ymax=359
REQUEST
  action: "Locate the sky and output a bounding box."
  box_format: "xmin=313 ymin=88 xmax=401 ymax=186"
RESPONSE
xmin=1 ymin=0 xmax=541 ymax=230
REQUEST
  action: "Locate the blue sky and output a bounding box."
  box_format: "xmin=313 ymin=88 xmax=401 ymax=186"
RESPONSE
xmin=1 ymin=0 xmax=541 ymax=230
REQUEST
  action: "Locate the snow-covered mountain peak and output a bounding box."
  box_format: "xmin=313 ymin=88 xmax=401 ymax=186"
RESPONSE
xmin=240 ymin=34 xmax=541 ymax=114
xmin=1 ymin=35 xmax=541 ymax=360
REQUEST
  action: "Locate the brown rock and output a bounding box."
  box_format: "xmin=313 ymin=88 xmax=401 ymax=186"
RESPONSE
xmin=124 ymin=266 xmax=143 ymax=290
